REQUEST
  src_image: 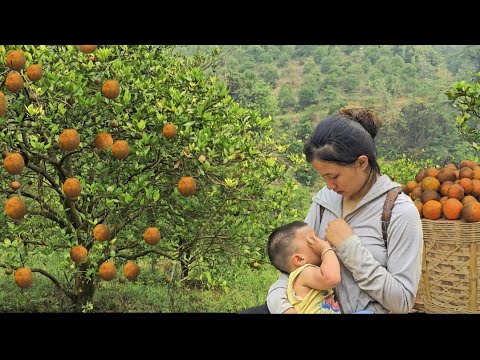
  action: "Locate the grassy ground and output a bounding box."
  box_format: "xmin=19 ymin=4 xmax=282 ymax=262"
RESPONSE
xmin=0 ymin=256 xmax=279 ymax=313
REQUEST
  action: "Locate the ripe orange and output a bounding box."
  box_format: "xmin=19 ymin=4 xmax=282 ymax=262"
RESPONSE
xmin=253 ymin=261 xmax=260 ymax=269
xmin=448 ymin=184 xmax=465 ymax=201
xmin=94 ymin=132 xmax=113 ymax=151
xmin=101 ymin=80 xmax=120 ymax=99
xmin=162 ymin=123 xmax=177 ymax=139
xmin=63 ymin=178 xmax=82 ymax=199
xmin=14 ymin=268 xmax=33 ymax=288
xmin=5 ymin=196 xmax=27 ymax=220
xmin=93 ymin=224 xmax=111 ymax=242
xmin=10 ymin=181 xmax=21 ymax=190
xmin=5 ymin=71 xmax=24 ymax=93
xmin=421 ymin=176 xmax=440 ymax=192
xmin=26 ymin=64 xmax=43 ymax=82
xmin=98 ymin=262 xmax=117 ymax=281
xmin=78 ymin=45 xmax=97 ymax=53
xmin=0 ymin=91 xmax=6 ymax=116
xmin=178 ymin=176 xmax=196 ymax=196
xmin=462 ymin=201 xmax=480 ymax=223
xmin=6 ymin=50 xmax=26 ymax=71
xmin=443 ymin=198 xmax=463 ymax=220
xmin=70 ymin=245 xmax=88 ymax=264
xmin=144 ymin=227 xmax=161 ymax=245
xmin=123 ymin=261 xmax=141 ymax=281
xmin=460 ymin=160 xmax=475 ymax=170
xmin=422 ymin=200 xmax=442 ymax=220
xmin=3 ymin=152 xmax=25 ymax=175
xmin=59 ymin=129 xmax=80 ymax=151
xmin=111 ymin=140 xmax=129 ymax=160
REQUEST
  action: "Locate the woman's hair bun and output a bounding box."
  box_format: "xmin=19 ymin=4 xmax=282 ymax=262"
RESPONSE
xmin=339 ymin=108 xmax=381 ymax=139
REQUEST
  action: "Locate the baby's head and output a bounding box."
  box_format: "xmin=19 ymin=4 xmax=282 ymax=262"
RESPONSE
xmin=267 ymin=221 xmax=322 ymax=274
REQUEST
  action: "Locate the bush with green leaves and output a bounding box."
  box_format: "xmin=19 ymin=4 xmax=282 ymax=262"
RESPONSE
xmin=0 ymin=45 xmax=301 ymax=310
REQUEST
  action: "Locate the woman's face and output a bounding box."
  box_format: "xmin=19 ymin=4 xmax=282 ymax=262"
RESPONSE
xmin=310 ymin=157 xmax=369 ymax=200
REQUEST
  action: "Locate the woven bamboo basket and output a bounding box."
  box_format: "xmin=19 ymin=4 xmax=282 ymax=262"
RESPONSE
xmin=421 ymin=218 xmax=480 ymax=313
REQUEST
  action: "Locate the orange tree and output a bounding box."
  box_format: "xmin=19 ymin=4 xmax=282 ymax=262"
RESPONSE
xmin=0 ymin=45 xmax=303 ymax=310
xmin=446 ymin=73 xmax=480 ymax=148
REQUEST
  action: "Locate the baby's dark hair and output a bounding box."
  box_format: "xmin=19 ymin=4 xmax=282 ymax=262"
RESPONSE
xmin=267 ymin=221 xmax=308 ymax=274
xmin=304 ymin=107 xmax=381 ymax=175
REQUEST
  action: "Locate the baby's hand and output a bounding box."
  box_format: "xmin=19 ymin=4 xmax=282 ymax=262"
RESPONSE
xmin=307 ymin=233 xmax=330 ymax=254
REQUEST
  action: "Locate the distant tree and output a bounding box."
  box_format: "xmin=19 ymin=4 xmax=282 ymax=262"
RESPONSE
xmin=313 ymin=46 xmax=329 ymax=64
xmin=278 ymin=83 xmax=296 ymax=110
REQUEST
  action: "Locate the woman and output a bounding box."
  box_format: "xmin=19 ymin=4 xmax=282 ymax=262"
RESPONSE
xmin=267 ymin=108 xmax=422 ymax=314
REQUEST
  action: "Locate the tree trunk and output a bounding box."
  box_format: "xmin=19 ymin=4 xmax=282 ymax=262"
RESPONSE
xmin=72 ymin=263 xmax=96 ymax=312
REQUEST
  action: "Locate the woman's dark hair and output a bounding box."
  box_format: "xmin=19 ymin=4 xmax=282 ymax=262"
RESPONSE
xmin=304 ymin=108 xmax=381 ymax=175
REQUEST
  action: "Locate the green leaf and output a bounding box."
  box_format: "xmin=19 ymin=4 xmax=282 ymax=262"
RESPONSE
xmin=123 ymin=89 xmax=131 ymax=104
xmin=125 ymin=193 xmax=133 ymax=204
xmin=137 ymin=120 xmax=146 ymax=131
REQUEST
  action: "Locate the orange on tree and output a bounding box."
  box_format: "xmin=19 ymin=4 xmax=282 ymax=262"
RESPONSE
xmin=101 ymin=80 xmax=120 ymax=99
xmin=94 ymin=132 xmax=113 ymax=151
xmin=26 ymin=64 xmax=43 ymax=82
xmin=162 ymin=123 xmax=177 ymax=139
xmin=144 ymin=227 xmax=161 ymax=245
xmin=111 ymin=140 xmax=129 ymax=159
xmin=178 ymin=176 xmax=196 ymax=196
xmin=98 ymin=262 xmax=117 ymax=281
xmin=63 ymin=178 xmax=81 ymax=199
xmin=5 ymin=71 xmax=24 ymax=93
xmin=6 ymin=50 xmax=26 ymax=71
xmin=10 ymin=180 xmax=21 ymax=190
xmin=5 ymin=196 xmax=27 ymax=220
xmin=14 ymin=268 xmax=33 ymax=288
xmin=59 ymin=129 xmax=80 ymax=151
xmin=123 ymin=261 xmax=140 ymax=281
xmin=78 ymin=45 xmax=97 ymax=53
xmin=0 ymin=91 xmax=6 ymax=116
xmin=70 ymin=245 xmax=88 ymax=264
xmin=93 ymin=224 xmax=111 ymax=241
xmin=3 ymin=152 xmax=25 ymax=175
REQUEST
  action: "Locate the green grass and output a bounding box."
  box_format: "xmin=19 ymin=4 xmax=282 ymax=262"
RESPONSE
xmin=0 ymin=255 xmax=280 ymax=313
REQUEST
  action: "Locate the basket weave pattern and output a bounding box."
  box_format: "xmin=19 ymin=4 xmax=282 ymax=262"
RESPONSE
xmin=421 ymin=218 xmax=480 ymax=313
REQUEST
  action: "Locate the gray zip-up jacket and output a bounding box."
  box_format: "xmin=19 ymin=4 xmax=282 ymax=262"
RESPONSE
xmin=267 ymin=175 xmax=423 ymax=314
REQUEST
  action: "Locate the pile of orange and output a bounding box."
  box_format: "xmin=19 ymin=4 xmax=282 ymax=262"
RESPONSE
xmin=403 ymin=160 xmax=480 ymax=222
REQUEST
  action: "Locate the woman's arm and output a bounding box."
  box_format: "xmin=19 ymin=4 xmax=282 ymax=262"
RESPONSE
xmin=331 ymin=202 xmax=422 ymax=313
xmin=266 ymin=272 xmax=294 ymax=313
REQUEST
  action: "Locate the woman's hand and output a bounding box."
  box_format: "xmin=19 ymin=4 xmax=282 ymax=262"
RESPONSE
xmin=325 ymin=218 xmax=354 ymax=248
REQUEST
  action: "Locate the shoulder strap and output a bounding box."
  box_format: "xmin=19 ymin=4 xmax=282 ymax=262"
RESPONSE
xmin=381 ymin=186 xmax=403 ymax=244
